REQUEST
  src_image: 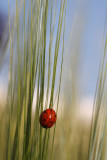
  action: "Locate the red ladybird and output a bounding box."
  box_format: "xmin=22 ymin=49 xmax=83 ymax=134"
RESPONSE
xmin=39 ymin=108 xmax=57 ymax=128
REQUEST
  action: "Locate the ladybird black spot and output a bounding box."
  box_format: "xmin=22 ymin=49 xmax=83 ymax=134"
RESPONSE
xmin=50 ymin=122 xmax=53 ymax=123
xmin=55 ymin=115 xmax=56 ymax=117
xmin=43 ymin=119 xmax=46 ymax=121
xmin=43 ymin=111 xmax=46 ymax=113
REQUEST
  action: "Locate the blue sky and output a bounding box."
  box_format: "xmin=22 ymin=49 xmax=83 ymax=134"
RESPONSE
xmin=0 ymin=0 xmax=15 ymax=13
xmin=0 ymin=0 xmax=107 ymax=99
xmin=66 ymin=0 xmax=107 ymax=97
xmin=80 ymin=0 xmax=107 ymax=97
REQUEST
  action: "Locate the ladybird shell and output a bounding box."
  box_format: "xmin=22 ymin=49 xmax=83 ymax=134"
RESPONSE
xmin=39 ymin=109 xmax=57 ymax=128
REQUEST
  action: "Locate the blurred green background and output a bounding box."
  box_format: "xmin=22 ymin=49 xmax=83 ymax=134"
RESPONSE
xmin=0 ymin=0 xmax=107 ymax=160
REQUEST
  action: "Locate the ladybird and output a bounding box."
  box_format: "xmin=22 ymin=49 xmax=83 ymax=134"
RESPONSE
xmin=39 ymin=108 xmax=57 ymax=128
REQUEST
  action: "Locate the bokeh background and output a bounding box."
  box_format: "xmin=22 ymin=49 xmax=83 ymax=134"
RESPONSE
xmin=0 ymin=0 xmax=107 ymax=160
